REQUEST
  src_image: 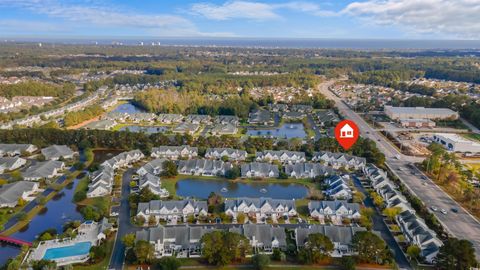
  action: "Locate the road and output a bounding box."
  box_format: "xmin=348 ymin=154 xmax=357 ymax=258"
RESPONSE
xmin=318 ymin=80 xmax=480 ymax=258
xmin=109 ymin=168 xmax=138 ymax=270
xmin=352 ymin=176 xmax=411 ymax=269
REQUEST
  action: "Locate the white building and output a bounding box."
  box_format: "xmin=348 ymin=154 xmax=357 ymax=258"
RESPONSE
xmin=384 ymin=106 xmax=458 ymax=120
xmin=432 ymin=133 xmax=480 ymax=153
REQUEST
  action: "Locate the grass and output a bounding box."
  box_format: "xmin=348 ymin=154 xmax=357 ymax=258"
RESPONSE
xmin=73 ymin=234 xmax=116 ymax=270
xmin=463 ymin=133 xmax=480 ymax=142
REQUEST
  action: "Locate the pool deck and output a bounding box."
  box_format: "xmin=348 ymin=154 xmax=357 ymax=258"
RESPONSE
xmin=27 ymin=221 xmax=103 ymax=266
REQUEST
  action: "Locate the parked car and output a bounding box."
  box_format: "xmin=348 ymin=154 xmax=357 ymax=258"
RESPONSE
xmin=451 ymin=208 xmax=458 ymax=213
xmin=441 ymin=209 xmax=448 ymax=215
xmin=431 ymin=206 xmax=438 ymax=212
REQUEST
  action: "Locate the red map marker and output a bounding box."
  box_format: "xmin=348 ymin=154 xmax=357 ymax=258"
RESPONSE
xmin=335 ymin=120 xmax=359 ymax=150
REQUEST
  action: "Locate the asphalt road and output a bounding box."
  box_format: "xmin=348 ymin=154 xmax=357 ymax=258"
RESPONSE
xmin=109 ymin=168 xmax=138 ymax=270
xmin=318 ymin=80 xmax=480 ymax=258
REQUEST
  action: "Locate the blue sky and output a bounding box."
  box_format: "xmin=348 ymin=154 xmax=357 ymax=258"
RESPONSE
xmin=0 ymin=0 xmax=478 ymax=39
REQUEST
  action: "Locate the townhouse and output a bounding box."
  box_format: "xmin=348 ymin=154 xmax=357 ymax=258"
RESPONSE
xmin=312 ymin=151 xmax=366 ymax=170
xmin=0 ymin=157 xmax=27 ymax=173
xmin=324 ymin=175 xmax=353 ymax=200
xmin=177 ymin=159 xmax=232 ymax=176
xmin=136 ymin=200 xmax=208 ymax=223
xmin=157 ymin=114 xmax=184 ymax=124
xmin=22 ymin=160 xmax=65 ymax=181
xmin=0 ymin=181 xmax=39 ymax=207
xmin=241 ymin=162 xmax=279 ymax=178
xmin=284 ymin=162 xmax=335 ymax=179
xmin=248 ymin=109 xmax=273 ymax=125
xmin=290 ymin=104 xmax=313 ymax=114
xmin=137 ymin=158 xmax=167 ymax=176
xmin=136 ymin=224 xmax=286 ymax=258
xmin=205 ymin=148 xmax=247 ymax=161
xmin=214 ymin=115 xmax=239 ymax=126
xmin=184 ymin=114 xmax=211 ymax=124
xmin=314 ymin=110 xmax=340 ymax=127
xmin=172 ymin=123 xmax=200 ymax=135
xmin=41 ymin=145 xmax=76 ymax=160
xmin=0 ymin=144 xmax=37 ymax=157
xmin=151 ymin=145 xmax=198 ymax=160
xmin=224 ymin=197 xmax=297 ymax=220
xmin=295 ymin=225 xmax=367 ymax=257
xmin=308 ymin=201 xmax=361 ymax=224
xmin=138 ymin=173 xmax=169 ymax=198
xmin=210 ymin=123 xmax=238 ymax=135
xmin=256 ymin=150 xmax=306 ymax=164
xmin=129 ymin=113 xmax=157 ymax=123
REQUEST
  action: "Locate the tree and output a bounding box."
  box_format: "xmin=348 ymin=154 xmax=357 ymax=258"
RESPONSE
xmin=135 ymin=215 xmax=146 ymax=226
xmin=340 ymin=256 xmax=356 ymax=270
xmin=298 ymin=233 xmax=334 ymax=264
xmin=237 ymin=213 xmax=246 ymax=224
xmin=89 ymin=245 xmax=106 ymax=263
xmin=122 ymin=233 xmax=136 ymax=248
xmin=6 ymin=259 xmax=20 ymax=270
xmin=153 ymin=257 xmax=182 ymax=270
xmin=382 ymin=207 xmax=402 ymax=222
xmin=252 ymin=254 xmax=270 ymax=270
xmin=406 ymin=245 xmax=421 ymax=260
xmin=201 ymin=231 xmax=249 ymax=266
xmin=352 ymin=231 xmax=389 ymax=264
xmin=134 ymin=240 xmax=155 ymax=264
xmin=359 ymin=208 xmax=374 ymax=230
xmin=80 ymin=205 xmax=101 ymax=221
xmin=436 ymin=238 xmax=477 ymax=270
xmin=148 ymin=215 xmax=157 ymax=226
xmin=31 ymin=259 xmax=57 ymax=270
xmin=161 ymin=160 xmax=178 ymax=177
xmin=225 ymin=165 xmax=240 ymax=179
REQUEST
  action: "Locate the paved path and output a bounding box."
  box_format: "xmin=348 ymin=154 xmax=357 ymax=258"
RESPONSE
xmin=318 ymin=80 xmax=480 ymax=258
xmin=109 ymin=168 xmax=138 ymax=270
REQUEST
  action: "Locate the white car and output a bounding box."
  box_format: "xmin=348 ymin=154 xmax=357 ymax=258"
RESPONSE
xmin=431 ymin=206 xmax=438 ymax=212
xmin=441 ymin=209 xmax=448 ymax=215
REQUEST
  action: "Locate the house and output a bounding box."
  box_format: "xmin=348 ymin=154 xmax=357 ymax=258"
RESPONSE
xmin=243 ymin=224 xmax=287 ymax=253
xmin=268 ymin=104 xmax=289 ymax=112
xmin=130 ymin=113 xmax=157 ymax=123
xmin=136 ymin=224 xmax=286 ymax=258
xmin=136 ymin=200 xmax=208 ymax=223
xmin=224 ymin=197 xmax=297 ymax=219
xmin=157 ymin=114 xmax=184 ymax=124
xmin=214 ymin=115 xmax=239 ymax=126
xmin=312 ymin=152 xmax=366 ymax=170
xmin=0 ymin=157 xmax=27 ymax=173
xmin=241 ymin=162 xmax=279 ymax=178
xmin=282 ymin=111 xmax=304 ymax=120
xmin=137 ymin=158 xmax=167 ymax=176
xmin=100 ymin=150 xmax=144 ymax=169
xmin=308 ymin=201 xmax=361 ymax=223
xmin=83 ymin=119 xmax=117 ymax=130
xmin=210 ymin=123 xmax=238 ymax=135
xmin=138 ymin=173 xmax=169 ymax=197
xmin=256 ymin=150 xmax=306 ymax=164
xmin=0 ymin=181 xmax=39 ymax=207
xmin=249 ymin=110 xmax=273 ymax=125
xmin=324 ymin=175 xmax=352 ymax=200
xmin=184 ymin=114 xmax=211 ymax=124
xmin=295 ymin=225 xmax=367 ymax=257
xmin=205 ymin=148 xmax=247 ymax=161
xmin=41 ymin=145 xmax=76 ymax=160
xmin=177 ymin=159 xmax=232 ymax=176
xmin=172 ymin=122 xmax=200 ymax=135
xmin=396 ymin=210 xmax=443 ymax=263
xmin=314 ymin=110 xmax=340 ymax=127
xmin=0 ymin=144 xmax=37 ymax=157
xmin=22 ymin=160 xmax=65 ymax=181
xmin=291 ymin=105 xmax=313 ymax=113
xmin=340 ymin=124 xmax=354 ymax=138
xmin=151 ymin=146 xmax=198 ymax=160
xmin=284 ymin=163 xmax=335 ymax=179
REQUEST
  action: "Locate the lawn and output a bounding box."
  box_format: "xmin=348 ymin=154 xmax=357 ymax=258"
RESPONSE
xmin=463 ymin=133 xmax=480 ymax=142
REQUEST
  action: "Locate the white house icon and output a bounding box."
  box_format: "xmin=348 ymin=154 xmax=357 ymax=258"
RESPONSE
xmin=340 ymin=123 xmax=354 ymax=138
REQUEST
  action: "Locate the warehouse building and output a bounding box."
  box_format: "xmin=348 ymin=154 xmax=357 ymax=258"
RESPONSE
xmin=433 ymin=133 xmax=480 ymax=153
xmin=384 ymin=106 xmax=458 ymax=120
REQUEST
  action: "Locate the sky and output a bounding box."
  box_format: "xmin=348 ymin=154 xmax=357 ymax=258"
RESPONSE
xmin=0 ymin=0 xmax=479 ymax=40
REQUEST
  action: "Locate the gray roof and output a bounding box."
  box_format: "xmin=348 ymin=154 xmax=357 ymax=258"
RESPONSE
xmin=308 ymin=200 xmax=361 ymax=215
xmin=225 ymin=197 xmax=296 ymax=212
xmin=41 ymin=145 xmax=75 ymax=160
xmin=284 ymin=162 xmax=335 ymax=178
xmin=0 ymin=181 xmax=37 ymax=205
xmin=214 ymin=115 xmax=239 ymax=125
xmin=172 ymin=122 xmax=200 ymax=133
xmin=249 ymin=110 xmax=272 ymax=123
xmin=312 ymin=151 xmax=366 ymax=166
xmin=256 ymin=150 xmax=306 ymax=160
xmin=243 ymin=224 xmax=286 ymax=247
xmin=23 ymin=160 xmax=64 ymax=179
xmin=241 ymin=162 xmax=279 ymax=178
xmin=205 ymin=148 xmax=247 ymax=159
xmin=0 ymin=144 xmax=37 ymax=156
xmin=296 ymin=225 xmax=366 ymax=247
xmin=0 ymin=157 xmax=25 ymax=170
xmin=137 ymin=158 xmax=167 ymax=175
xmin=83 ymin=119 xmax=117 ymax=130
xmin=138 ymin=199 xmax=207 ymax=214
xmin=178 ymin=159 xmax=232 ymax=175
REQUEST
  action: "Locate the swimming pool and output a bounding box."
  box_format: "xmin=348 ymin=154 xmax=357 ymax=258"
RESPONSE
xmin=43 ymin=241 xmax=92 ymax=260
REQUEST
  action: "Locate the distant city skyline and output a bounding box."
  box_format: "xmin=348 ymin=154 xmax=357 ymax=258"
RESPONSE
xmin=0 ymin=0 xmax=479 ymax=40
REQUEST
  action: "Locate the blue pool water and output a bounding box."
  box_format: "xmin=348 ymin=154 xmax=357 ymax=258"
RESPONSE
xmin=43 ymin=241 xmax=92 ymax=260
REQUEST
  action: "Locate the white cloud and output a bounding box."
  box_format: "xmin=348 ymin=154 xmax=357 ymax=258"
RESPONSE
xmin=190 ymin=1 xmax=337 ymax=21
xmin=343 ymin=0 xmax=480 ymax=38
xmin=0 ymin=0 xmax=229 ymax=37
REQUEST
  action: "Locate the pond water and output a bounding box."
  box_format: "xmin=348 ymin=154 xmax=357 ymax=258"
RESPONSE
xmin=247 ymin=123 xmax=306 ymax=139
xmin=176 ymin=178 xmax=308 ymax=199
xmin=119 ymin=125 xmax=169 ymax=134
xmin=0 ymin=180 xmax=84 ymax=266
xmin=111 ymin=102 xmax=146 ymax=114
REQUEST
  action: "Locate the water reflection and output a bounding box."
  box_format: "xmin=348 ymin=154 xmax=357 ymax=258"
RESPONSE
xmin=247 ymin=123 xmax=307 ymax=139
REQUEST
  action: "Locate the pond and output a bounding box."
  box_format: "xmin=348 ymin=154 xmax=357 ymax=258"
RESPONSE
xmin=111 ymin=102 xmax=146 ymax=114
xmin=247 ymin=123 xmax=306 ymax=139
xmin=119 ymin=125 xmax=169 ymax=134
xmin=0 ymin=180 xmax=84 ymax=266
xmin=176 ymin=178 xmax=308 ymax=199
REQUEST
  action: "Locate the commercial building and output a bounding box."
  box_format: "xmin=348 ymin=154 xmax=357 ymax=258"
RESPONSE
xmin=400 ymin=119 xmax=436 ymax=128
xmin=384 ymin=106 xmax=458 ymax=120
xmin=432 ymin=133 xmax=480 ymax=153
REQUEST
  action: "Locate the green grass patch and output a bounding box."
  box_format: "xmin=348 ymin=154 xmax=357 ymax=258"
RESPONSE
xmin=463 ymin=133 xmax=480 ymax=142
